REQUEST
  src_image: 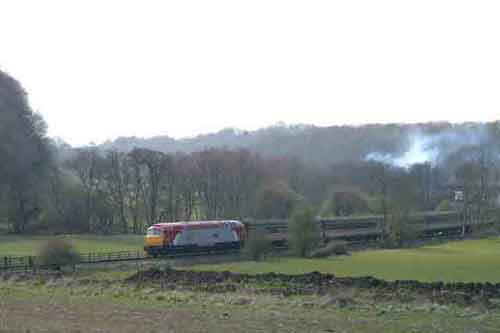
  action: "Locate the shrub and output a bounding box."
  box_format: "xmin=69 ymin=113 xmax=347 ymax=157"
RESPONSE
xmin=37 ymin=239 xmax=81 ymax=269
xmin=243 ymin=229 xmax=272 ymax=261
xmin=288 ymin=206 xmax=320 ymax=257
xmin=309 ymin=240 xmax=349 ymax=258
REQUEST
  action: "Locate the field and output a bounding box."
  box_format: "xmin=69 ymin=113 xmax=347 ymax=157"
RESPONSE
xmin=0 ymin=234 xmax=144 ymax=256
xmin=2 ymin=288 xmax=499 ymax=333
xmin=2 ymin=265 xmax=500 ymax=333
xmin=193 ymin=238 xmax=500 ymax=283
xmin=2 ymin=238 xmax=500 ymax=332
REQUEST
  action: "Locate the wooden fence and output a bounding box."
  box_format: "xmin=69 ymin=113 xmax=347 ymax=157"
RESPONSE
xmin=0 ymin=248 xmax=241 ymax=272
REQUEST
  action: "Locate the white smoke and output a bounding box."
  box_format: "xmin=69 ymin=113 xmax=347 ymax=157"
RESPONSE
xmin=365 ymin=126 xmax=489 ymax=168
xmin=365 ymin=134 xmax=439 ymax=167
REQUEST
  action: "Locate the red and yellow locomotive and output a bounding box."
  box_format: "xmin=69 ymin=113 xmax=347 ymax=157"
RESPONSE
xmin=144 ymin=220 xmax=246 ymax=256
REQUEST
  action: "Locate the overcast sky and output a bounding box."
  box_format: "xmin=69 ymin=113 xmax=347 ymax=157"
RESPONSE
xmin=1 ymin=1 xmax=499 ymax=146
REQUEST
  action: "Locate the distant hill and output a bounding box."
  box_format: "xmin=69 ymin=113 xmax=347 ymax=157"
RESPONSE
xmin=96 ymin=122 xmax=498 ymax=166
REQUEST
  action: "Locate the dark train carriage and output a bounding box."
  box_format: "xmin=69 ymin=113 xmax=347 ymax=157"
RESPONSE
xmin=244 ymin=210 xmax=480 ymax=247
xmin=318 ymin=216 xmax=383 ymax=241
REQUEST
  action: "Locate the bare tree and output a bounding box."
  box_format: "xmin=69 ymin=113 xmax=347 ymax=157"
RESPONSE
xmin=66 ymin=148 xmax=101 ymax=232
xmin=105 ymin=150 xmax=129 ymax=233
xmin=369 ymin=162 xmax=390 ymax=239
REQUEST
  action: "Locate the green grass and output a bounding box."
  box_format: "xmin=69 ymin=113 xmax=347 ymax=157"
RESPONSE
xmin=0 ymin=234 xmax=144 ymax=256
xmin=193 ymin=238 xmax=500 ymax=283
xmin=2 ymin=274 xmax=500 ymax=333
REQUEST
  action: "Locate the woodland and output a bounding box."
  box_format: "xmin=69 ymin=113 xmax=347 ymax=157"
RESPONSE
xmin=1 ymin=70 xmax=500 ymax=234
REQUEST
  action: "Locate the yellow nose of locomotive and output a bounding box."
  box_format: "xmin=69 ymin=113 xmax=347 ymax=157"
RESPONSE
xmin=145 ymin=227 xmax=163 ymax=247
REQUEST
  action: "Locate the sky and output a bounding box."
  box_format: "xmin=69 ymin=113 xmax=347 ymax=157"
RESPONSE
xmin=1 ymin=1 xmax=499 ymax=147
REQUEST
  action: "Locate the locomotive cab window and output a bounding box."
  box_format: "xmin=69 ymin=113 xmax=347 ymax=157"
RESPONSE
xmin=147 ymin=228 xmax=161 ymax=237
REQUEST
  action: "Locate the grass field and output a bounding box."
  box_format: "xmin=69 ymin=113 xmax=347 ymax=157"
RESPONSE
xmin=2 ymin=270 xmax=500 ymax=333
xmin=2 ymin=237 xmax=500 ymax=332
xmin=0 ymin=234 xmax=144 ymax=256
xmin=193 ymin=238 xmax=500 ymax=283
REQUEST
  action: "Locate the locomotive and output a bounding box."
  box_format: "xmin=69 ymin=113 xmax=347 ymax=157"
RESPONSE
xmin=144 ymin=220 xmax=246 ymax=256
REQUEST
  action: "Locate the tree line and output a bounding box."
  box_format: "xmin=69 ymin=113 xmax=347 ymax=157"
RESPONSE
xmin=1 ymin=69 xmax=500 ymax=235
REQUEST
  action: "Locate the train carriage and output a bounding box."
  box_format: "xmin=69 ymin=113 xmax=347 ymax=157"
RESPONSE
xmin=245 ymin=211 xmax=475 ymax=246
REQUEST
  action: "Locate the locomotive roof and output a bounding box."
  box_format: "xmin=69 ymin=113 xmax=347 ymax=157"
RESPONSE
xmin=150 ymin=220 xmax=242 ymax=229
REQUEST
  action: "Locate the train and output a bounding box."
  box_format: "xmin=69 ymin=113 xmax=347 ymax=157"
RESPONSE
xmin=245 ymin=210 xmax=494 ymax=246
xmin=144 ymin=220 xmax=246 ymax=256
xmin=144 ymin=210 xmax=496 ymax=255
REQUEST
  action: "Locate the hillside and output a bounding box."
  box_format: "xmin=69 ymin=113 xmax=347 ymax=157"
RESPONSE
xmin=98 ymin=122 xmax=496 ymax=166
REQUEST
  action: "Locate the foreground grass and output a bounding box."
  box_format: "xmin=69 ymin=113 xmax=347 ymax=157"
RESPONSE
xmin=193 ymin=238 xmax=500 ymax=283
xmin=0 ymin=234 xmax=144 ymax=256
xmin=1 ymin=271 xmax=500 ymax=333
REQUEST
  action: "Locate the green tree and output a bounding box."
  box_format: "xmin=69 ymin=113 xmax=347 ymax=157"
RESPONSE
xmin=0 ymin=70 xmax=53 ymax=233
xmin=288 ymin=206 xmax=320 ymax=257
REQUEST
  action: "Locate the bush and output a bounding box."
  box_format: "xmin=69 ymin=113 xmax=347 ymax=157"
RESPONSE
xmin=288 ymin=206 xmax=320 ymax=257
xmin=309 ymin=240 xmax=349 ymax=258
xmin=37 ymin=239 xmax=81 ymax=269
xmin=243 ymin=229 xmax=272 ymax=261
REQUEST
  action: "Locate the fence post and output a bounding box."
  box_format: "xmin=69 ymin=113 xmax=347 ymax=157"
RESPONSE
xmin=28 ymin=256 xmax=34 ymax=272
xmin=321 ymin=221 xmax=327 ymax=244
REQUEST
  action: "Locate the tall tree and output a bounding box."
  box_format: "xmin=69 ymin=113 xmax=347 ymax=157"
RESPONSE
xmin=0 ymin=70 xmax=53 ymax=232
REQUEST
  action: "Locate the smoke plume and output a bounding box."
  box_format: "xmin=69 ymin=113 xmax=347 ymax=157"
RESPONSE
xmin=365 ymin=126 xmax=490 ymax=168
